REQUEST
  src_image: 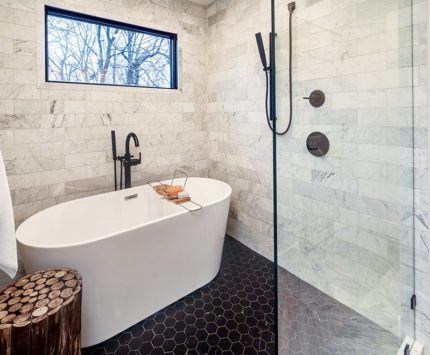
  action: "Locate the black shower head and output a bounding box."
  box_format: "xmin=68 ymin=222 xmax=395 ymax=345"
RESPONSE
xmin=255 ymin=32 xmax=268 ymax=70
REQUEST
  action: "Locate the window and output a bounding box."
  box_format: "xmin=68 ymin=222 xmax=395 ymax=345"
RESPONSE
xmin=45 ymin=6 xmax=178 ymax=89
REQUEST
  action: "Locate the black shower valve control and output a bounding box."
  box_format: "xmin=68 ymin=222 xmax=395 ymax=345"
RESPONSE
xmin=306 ymin=132 xmax=329 ymax=157
xmin=303 ymin=90 xmax=325 ymax=108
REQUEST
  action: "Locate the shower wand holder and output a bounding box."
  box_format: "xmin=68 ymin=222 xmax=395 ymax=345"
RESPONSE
xmin=288 ymin=2 xmax=296 ymax=11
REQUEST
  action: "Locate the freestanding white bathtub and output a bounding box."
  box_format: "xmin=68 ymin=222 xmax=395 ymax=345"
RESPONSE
xmin=16 ymin=177 xmax=231 ymax=347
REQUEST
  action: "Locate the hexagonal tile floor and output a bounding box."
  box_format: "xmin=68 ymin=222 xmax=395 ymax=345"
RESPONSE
xmin=82 ymin=236 xmax=276 ymax=355
xmin=82 ymin=236 xmax=399 ymax=355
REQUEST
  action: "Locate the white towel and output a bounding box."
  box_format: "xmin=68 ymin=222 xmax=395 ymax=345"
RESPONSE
xmin=0 ymin=150 xmax=17 ymax=278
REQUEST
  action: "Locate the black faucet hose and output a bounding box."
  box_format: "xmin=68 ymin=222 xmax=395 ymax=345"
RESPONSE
xmin=120 ymin=160 xmax=123 ymax=190
xmin=111 ymin=130 xmax=118 ymax=191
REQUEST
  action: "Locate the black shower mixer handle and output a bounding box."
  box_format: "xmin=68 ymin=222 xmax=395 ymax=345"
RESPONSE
xmin=303 ymin=90 xmax=325 ymax=108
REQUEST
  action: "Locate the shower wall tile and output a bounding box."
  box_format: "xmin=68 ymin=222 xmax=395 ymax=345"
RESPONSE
xmin=207 ymin=0 xmax=272 ymax=259
xmin=0 ymin=0 xmax=209 ymax=287
xmin=410 ymin=0 xmax=429 ymax=349
xmin=207 ymin=0 xmax=429 ymax=345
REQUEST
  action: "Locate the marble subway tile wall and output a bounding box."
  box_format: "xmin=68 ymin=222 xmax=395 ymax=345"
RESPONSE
xmin=279 ymin=0 xmax=428 ymax=346
xmin=0 ymin=0 xmax=208 ymax=287
xmin=412 ymin=0 xmax=430 ymax=348
xmin=207 ymin=0 xmax=430 ymax=346
xmin=207 ymin=0 xmax=273 ymax=260
xmin=274 ymin=0 xmax=420 ymax=338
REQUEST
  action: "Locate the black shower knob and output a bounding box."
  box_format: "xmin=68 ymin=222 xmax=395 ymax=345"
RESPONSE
xmin=306 ymin=132 xmax=329 ymax=157
xmin=303 ymin=90 xmax=325 ymax=107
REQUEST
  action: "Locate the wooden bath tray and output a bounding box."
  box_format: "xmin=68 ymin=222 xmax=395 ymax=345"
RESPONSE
xmin=146 ymin=170 xmax=203 ymax=212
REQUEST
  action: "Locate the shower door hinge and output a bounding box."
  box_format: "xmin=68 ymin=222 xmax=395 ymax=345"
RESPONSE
xmin=411 ymin=294 xmax=417 ymax=310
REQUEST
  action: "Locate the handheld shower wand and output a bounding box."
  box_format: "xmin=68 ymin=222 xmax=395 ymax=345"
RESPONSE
xmin=255 ymin=32 xmax=269 ymax=71
xmin=255 ymin=1 xmax=295 ymax=136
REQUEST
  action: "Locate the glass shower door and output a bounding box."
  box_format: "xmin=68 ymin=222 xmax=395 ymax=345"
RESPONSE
xmin=273 ymin=0 xmax=416 ymax=353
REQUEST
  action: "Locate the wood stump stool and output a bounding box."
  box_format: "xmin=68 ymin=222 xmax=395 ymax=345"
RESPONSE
xmin=0 ymin=268 xmax=82 ymax=355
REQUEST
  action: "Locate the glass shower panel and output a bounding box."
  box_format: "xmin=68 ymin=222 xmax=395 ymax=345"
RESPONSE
xmin=273 ymin=0 xmax=415 ymax=353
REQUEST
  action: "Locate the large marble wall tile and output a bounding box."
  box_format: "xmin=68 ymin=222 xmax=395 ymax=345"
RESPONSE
xmin=207 ymin=0 xmax=429 ymax=346
xmin=0 ymin=0 xmax=209 ymax=288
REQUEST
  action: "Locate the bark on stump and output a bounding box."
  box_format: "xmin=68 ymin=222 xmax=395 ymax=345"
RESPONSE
xmin=0 ymin=268 xmax=82 ymax=355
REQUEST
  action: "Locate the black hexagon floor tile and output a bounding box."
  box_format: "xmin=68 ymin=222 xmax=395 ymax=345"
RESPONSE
xmin=82 ymin=236 xmax=399 ymax=355
xmin=82 ymin=236 xmax=276 ymax=355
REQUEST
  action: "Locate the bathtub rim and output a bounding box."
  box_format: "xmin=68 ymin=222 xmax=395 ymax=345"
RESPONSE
xmin=16 ymin=177 xmax=232 ymax=250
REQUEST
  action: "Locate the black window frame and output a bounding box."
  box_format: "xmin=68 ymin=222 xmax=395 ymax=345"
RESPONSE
xmin=44 ymin=6 xmax=178 ymax=89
